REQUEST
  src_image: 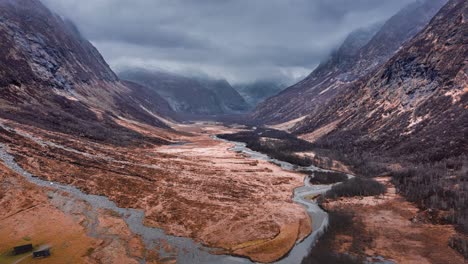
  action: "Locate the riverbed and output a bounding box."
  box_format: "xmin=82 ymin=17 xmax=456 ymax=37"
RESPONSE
xmin=217 ymin=136 xmax=352 ymax=264
xmin=0 ymin=129 xmax=349 ymax=264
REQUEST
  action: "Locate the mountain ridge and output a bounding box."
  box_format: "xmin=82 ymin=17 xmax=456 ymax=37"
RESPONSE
xmin=294 ymin=0 xmax=467 ymax=161
xmin=0 ymin=0 xmax=176 ymax=144
xmin=252 ymin=0 xmax=448 ymax=125
xmin=119 ymin=68 xmax=249 ymax=116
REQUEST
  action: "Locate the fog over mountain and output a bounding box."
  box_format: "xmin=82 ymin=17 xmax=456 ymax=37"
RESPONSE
xmin=41 ymin=0 xmax=414 ymax=84
xmin=1 ymin=1 xmax=466 ymax=263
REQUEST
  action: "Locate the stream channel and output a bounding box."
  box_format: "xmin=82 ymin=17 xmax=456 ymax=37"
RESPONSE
xmin=0 ymin=131 xmax=351 ymax=264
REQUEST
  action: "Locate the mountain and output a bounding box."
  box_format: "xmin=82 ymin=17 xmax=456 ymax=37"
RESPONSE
xmin=196 ymin=78 xmax=249 ymax=112
xmin=252 ymin=0 xmax=448 ymax=124
xmin=293 ymin=0 xmax=467 ymax=161
xmin=119 ymin=69 xmax=249 ymax=116
xmin=0 ymin=0 xmax=174 ymax=145
xmin=233 ymin=80 xmax=287 ymax=108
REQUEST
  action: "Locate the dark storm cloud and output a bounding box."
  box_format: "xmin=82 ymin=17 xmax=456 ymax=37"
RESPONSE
xmin=41 ymin=0 xmax=415 ymax=83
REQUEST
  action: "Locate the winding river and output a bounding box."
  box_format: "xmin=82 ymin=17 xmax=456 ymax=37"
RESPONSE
xmin=218 ymin=136 xmax=352 ymax=264
xmin=0 ymin=130 xmax=349 ymax=264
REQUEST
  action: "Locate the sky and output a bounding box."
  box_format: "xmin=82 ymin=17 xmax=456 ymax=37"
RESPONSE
xmin=42 ymin=0 xmax=415 ymax=84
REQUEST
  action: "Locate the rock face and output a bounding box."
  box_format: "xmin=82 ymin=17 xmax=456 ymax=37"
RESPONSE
xmin=198 ymin=78 xmax=250 ymax=112
xmin=0 ymin=0 xmax=174 ymax=145
xmin=0 ymin=0 xmax=117 ymax=90
xmin=293 ymin=0 xmax=467 ymax=160
xmin=120 ymin=69 xmax=249 ymax=116
xmin=253 ymin=0 xmax=448 ymax=124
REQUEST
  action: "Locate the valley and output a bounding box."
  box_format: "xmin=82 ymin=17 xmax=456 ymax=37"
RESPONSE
xmin=0 ymin=119 xmax=314 ymax=263
xmin=320 ymin=177 xmax=465 ymax=264
xmin=0 ymin=0 xmax=466 ymax=263
xmin=1 ymin=119 xmax=464 ymax=263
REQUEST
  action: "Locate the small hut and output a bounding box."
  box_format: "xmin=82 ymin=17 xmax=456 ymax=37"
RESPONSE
xmin=13 ymin=244 xmax=33 ymax=255
xmin=33 ymin=248 xmax=51 ymax=258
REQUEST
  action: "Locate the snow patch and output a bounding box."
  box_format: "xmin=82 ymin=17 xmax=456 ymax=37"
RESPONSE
xmin=408 ymin=113 xmax=430 ymax=129
xmin=402 ymin=113 xmax=431 ymax=136
xmin=53 ymin=89 xmax=79 ymax=101
xmin=139 ymin=104 xmax=176 ymax=126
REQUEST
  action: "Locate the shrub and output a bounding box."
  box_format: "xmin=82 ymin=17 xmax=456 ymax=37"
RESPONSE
xmin=218 ymin=128 xmax=315 ymax=166
xmin=449 ymin=235 xmax=468 ymax=259
xmin=325 ymin=177 xmax=387 ymax=199
xmin=301 ymin=210 xmax=363 ymax=264
xmin=391 ymin=156 xmax=468 ymax=233
xmin=310 ymin=171 xmax=348 ymax=185
xmin=85 ymin=247 xmax=95 ymax=257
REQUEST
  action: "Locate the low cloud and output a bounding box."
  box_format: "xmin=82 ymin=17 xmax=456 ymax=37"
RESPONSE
xmin=42 ymin=0 xmax=414 ymax=84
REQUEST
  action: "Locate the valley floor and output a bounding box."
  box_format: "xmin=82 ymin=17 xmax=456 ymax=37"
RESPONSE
xmin=0 ymin=119 xmax=310 ymax=263
xmin=322 ymin=177 xmax=465 ymax=264
xmin=0 ymin=118 xmax=464 ymax=263
xmin=0 ymin=160 xmax=144 ymax=264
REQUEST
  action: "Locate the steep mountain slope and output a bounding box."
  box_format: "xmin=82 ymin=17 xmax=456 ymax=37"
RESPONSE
xmin=294 ymin=0 xmax=467 ymax=161
xmin=120 ymin=69 xmax=249 ymax=115
xmin=233 ymin=80 xmax=286 ymax=108
xmin=253 ymin=0 xmax=448 ymax=124
xmin=195 ymin=78 xmax=249 ymax=112
xmin=0 ymin=0 xmax=174 ymax=144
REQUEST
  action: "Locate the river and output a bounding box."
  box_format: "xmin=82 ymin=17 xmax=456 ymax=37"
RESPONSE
xmin=0 ymin=130 xmax=350 ymax=264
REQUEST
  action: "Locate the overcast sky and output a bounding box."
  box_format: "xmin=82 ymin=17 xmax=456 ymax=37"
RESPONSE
xmin=42 ymin=0 xmax=415 ymax=84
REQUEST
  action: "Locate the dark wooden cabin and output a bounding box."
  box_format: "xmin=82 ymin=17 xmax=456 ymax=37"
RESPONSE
xmin=33 ymin=248 xmax=51 ymax=258
xmin=13 ymin=244 xmax=33 ymax=255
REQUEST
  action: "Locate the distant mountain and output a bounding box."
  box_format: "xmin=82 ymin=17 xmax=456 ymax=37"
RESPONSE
xmin=119 ymin=69 xmax=249 ymax=116
xmin=197 ymin=78 xmax=250 ymax=112
xmin=0 ymin=0 xmax=174 ymax=144
xmin=253 ymin=0 xmax=448 ymax=124
xmin=233 ymin=81 xmax=286 ymax=108
xmin=293 ymin=0 xmax=467 ymax=161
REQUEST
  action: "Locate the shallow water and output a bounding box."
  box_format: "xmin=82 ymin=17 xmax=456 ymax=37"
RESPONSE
xmin=0 ymin=143 xmax=240 ymax=264
xmin=217 ymin=136 xmax=351 ymax=264
xmin=0 ymin=130 xmax=348 ymax=264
